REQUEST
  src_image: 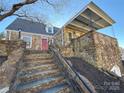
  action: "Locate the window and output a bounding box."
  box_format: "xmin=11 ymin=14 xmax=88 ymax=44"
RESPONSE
xmin=68 ymin=32 xmax=72 ymax=41
xmin=46 ymin=25 xmax=54 ymax=34
xmin=21 ymin=35 xmax=32 ymax=48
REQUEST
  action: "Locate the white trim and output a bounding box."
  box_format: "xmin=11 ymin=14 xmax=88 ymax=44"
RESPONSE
xmin=21 ymin=35 xmax=32 ymax=48
xmin=62 ymin=28 xmax=64 ymax=46
xmin=6 ymin=29 xmax=53 ymax=38
xmin=9 ymin=31 xmax=11 ymax=40
xmin=4 ymin=30 xmax=7 ymax=40
xmin=45 ymin=25 xmax=54 ymax=34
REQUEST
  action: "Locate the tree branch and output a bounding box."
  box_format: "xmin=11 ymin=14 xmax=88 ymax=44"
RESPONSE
xmin=13 ymin=9 xmax=47 ymax=24
xmin=0 ymin=0 xmax=38 ymax=21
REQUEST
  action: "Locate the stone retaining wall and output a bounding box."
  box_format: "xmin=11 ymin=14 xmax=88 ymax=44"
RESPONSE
xmin=0 ymin=40 xmax=26 ymax=56
xmin=93 ymin=32 xmax=121 ymax=71
xmin=0 ymin=40 xmax=26 ymax=89
xmin=73 ymin=31 xmax=97 ymax=66
xmin=0 ymin=48 xmax=24 ymax=89
xmin=64 ymin=31 xmax=123 ymax=74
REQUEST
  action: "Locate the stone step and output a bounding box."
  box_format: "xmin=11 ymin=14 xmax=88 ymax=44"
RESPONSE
xmin=19 ymin=69 xmax=61 ymax=84
xmin=25 ymin=56 xmax=52 ymax=60
xmin=56 ymin=86 xmax=72 ymax=93
xmin=24 ymin=57 xmax=52 ymax=62
xmin=19 ymin=67 xmax=60 ymax=78
xmin=16 ymin=76 xmax=67 ymax=93
xmin=25 ymin=53 xmax=52 ymax=58
xmin=22 ymin=60 xmax=55 ymax=68
xmin=25 ymin=49 xmax=49 ymax=54
xmin=24 ymin=59 xmax=53 ymax=64
xmin=39 ymin=83 xmax=72 ymax=93
xmin=21 ymin=63 xmax=58 ymax=73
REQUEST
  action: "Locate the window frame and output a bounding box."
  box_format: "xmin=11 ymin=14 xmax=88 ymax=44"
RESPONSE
xmin=21 ymin=35 xmax=32 ymax=48
xmin=46 ymin=25 xmax=54 ymax=34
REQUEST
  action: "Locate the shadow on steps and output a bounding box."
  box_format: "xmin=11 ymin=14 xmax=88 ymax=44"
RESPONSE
xmin=66 ymin=57 xmax=124 ymax=93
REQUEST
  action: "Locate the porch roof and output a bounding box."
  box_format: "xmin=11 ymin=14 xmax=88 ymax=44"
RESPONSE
xmin=64 ymin=1 xmax=115 ymax=32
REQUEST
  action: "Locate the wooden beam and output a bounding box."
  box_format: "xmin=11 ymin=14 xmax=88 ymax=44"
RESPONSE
xmin=70 ymin=20 xmax=96 ymax=31
xmin=66 ymin=24 xmax=88 ymax=33
xmin=80 ymin=13 xmax=105 ymax=28
xmin=87 ymin=4 xmax=114 ymax=25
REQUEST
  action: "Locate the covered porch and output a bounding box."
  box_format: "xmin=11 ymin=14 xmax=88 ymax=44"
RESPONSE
xmin=57 ymin=1 xmax=115 ymax=47
xmin=54 ymin=2 xmax=124 ymax=76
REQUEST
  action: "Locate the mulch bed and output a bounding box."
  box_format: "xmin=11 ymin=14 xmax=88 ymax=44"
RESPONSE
xmin=66 ymin=57 xmax=124 ymax=93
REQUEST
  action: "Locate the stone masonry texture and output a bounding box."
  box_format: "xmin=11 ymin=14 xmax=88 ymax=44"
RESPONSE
xmin=0 ymin=40 xmax=26 ymax=89
xmin=0 ymin=40 xmax=26 ymax=56
xmin=65 ymin=31 xmax=123 ymax=74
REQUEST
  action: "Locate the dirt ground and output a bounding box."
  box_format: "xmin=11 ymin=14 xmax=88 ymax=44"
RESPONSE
xmin=66 ymin=57 xmax=124 ymax=93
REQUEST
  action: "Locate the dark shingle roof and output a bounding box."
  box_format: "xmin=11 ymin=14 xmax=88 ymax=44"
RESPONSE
xmin=6 ymin=18 xmax=59 ymax=35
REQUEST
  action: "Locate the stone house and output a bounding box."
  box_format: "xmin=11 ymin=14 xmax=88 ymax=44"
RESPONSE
xmin=4 ymin=1 xmax=124 ymax=76
xmin=5 ymin=18 xmax=59 ymax=50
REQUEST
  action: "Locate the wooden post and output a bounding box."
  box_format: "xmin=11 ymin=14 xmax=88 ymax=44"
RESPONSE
xmin=62 ymin=28 xmax=64 ymax=46
xmin=18 ymin=29 xmax=21 ymax=39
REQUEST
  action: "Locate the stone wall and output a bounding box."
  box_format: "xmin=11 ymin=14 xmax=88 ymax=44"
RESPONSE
xmin=0 ymin=40 xmax=26 ymax=56
xmin=66 ymin=31 xmax=123 ymax=74
xmin=6 ymin=30 xmax=53 ymax=50
xmin=0 ymin=48 xmax=24 ymax=89
xmin=93 ymin=32 xmax=121 ymax=70
xmin=32 ymin=35 xmax=41 ymax=50
xmin=72 ymin=32 xmax=96 ymax=66
xmin=0 ymin=40 xmax=25 ymax=90
xmin=0 ymin=41 xmax=7 ymax=56
xmin=10 ymin=31 xmax=20 ymax=40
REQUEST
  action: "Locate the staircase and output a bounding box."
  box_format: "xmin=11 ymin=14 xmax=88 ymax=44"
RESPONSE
xmin=12 ymin=50 xmax=74 ymax=93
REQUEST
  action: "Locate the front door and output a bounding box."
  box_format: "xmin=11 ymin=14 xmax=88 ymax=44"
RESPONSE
xmin=41 ymin=39 xmax=48 ymax=51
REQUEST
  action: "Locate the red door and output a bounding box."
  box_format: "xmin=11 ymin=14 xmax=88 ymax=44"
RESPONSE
xmin=41 ymin=39 xmax=48 ymax=51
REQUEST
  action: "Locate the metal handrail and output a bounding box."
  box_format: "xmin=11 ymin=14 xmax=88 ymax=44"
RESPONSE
xmin=49 ymin=44 xmax=96 ymax=93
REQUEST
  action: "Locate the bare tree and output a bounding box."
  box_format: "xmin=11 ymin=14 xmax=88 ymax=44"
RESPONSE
xmin=0 ymin=0 xmax=69 ymax=21
xmin=0 ymin=0 xmax=38 ymax=21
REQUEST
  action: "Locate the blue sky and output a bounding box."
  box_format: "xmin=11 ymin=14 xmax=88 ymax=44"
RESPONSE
xmin=0 ymin=0 xmax=124 ymax=47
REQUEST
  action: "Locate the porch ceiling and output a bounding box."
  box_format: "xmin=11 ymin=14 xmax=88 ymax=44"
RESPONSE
xmin=66 ymin=2 xmax=115 ymax=32
xmin=66 ymin=24 xmax=88 ymax=33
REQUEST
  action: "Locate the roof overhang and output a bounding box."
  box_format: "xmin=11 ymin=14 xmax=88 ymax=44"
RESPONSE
xmin=64 ymin=1 xmax=115 ymax=31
